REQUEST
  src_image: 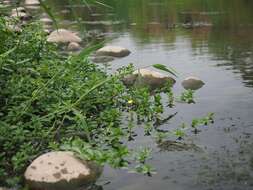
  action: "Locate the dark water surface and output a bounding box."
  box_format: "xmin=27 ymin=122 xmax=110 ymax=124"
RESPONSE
xmin=8 ymin=0 xmax=253 ymax=189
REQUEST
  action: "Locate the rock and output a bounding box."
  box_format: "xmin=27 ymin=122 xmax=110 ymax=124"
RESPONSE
xmin=25 ymin=0 xmax=40 ymax=5
xmin=39 ymin=17 xmax=53 ymax=24
xmin=47 ymin=29 xmax=82 ymax=44
xmin=11 ymin=7 xmax=26 ymax=14
xmin=181 ymin=76 xmax=205 ymax=90
xmin=25 ymin=151 xmax=103 ymax=190
xmin=67 ymin=42 xmax=81 ymax=51
xmin=123 ymin=68 xmax=176 ymax=90
xmin=11 ymin=10 xmax=32 ymax=21
xmin=91 ymin=56 xmax=114 ymax=63
xmin=96 ymin=46 xmax=130 ymax=58
xmin=0 ymin=187 xmax=11 ymax=190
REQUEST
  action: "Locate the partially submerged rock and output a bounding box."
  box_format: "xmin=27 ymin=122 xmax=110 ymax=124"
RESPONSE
xmin=91 ymin=56 xmax=114 ymax=63
xmin=96 ymin=46 xmax=131 ymax=58
xmin=182 ymin=76 xmax=205 ymax=90
xmin=25 ymin=151 xmax=103 ymax=190
xmin=47 ymin=29 xmax=82 ymax=44
xmin=67 ymin=42 xmax=81 ymax=51
xmin=123 ymin=68 xmax=176 ymax=90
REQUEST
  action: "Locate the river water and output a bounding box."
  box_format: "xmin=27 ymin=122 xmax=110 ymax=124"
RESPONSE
xmin=47 ymin=1 xmax=253 ymax=190
xmin=5 ymin=0 xmax=253 ymax=189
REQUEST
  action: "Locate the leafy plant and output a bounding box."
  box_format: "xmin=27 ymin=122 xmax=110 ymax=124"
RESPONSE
xmin=180 ymin=90 xmax=195 ymax=104
xmin=191 ymin=113 xmax=215 ymax=134
xmin=0 ymin=15 xmax=214 ymax=188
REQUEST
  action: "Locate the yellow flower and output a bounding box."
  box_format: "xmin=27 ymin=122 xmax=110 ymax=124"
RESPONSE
xmin=128 ymin=99 xmax=134 ymax=104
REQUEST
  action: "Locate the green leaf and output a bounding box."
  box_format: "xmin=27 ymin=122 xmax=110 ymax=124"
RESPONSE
xmin=152 ymin=64 xmax=178 ymax=77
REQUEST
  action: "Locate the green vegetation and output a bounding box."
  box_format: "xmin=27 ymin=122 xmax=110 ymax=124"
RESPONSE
xmin=180 ymin=90 xmax=195 ymax=104
xmin=0 ymin=16 xmax=204 ymax=187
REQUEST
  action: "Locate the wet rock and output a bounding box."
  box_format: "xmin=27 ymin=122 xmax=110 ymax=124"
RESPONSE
xmin=158 ymin=140 xmax=202 ymax=152
xmin=25 ymin=151 xmax=103 ymax=190
xmin=91 ymin=56 xmax=114 ymax=63
xmin=67 ymin=42 xmax=81 ymax=51
xmin=123 ymin=68 xmax=176 ymax=90
xmin=182 ymin=76 xmax=205 ymax=90
xmin=25 ymin=0 xmax=40 ymax=5
xmin=47 ymin=29 xmax=82 ymax=44
xmin=96 ymin=46 xmax=130 ymax=58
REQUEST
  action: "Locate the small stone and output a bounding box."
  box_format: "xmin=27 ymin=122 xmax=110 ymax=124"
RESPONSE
xmin=96 ymin=46 xmax=131 ymax=57
xmin=47 ymin=29 xmax=82 ymax=44
xmin=67 ymin=42 xmax=81 ymax=51
xmin=25 ymin=151 xmax=103 ymax=190
xmin=182 ymin=76 xmax=205 ymax=90
xmin=39 ymin=17 xmax=53 ymax=24
xmin=25 ymin=0 xmax=40 ymax=5
xmin=11 ymin=7 xmax=26 ymax=14
xmin=10 ymin=11 xmax=32 ymax=21
xmin=91 ymin=56 xmax=114 ymax=63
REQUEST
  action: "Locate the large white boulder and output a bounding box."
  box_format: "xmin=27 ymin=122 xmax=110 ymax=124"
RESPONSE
xmin=123 ymin=68 xmax=176 ymax=90
xmin=24 ymin=151 xmax=103 ymax=190
xmin=47 ymin=29 xmax=82 ymax=44
xmin=96 ymin=46 xmax=131 ymax=57
xmin=181 ymin=76 xmax=205 ymax=90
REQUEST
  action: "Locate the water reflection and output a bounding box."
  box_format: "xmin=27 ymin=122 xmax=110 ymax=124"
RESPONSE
xmin=46 ymin=0 xmax=253 ymax=87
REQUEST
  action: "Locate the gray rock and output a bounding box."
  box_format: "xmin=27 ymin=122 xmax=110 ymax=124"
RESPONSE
xmin=10 ymin=11 xmax=32 ymax=21
xmin=123 ymin=68 xmax=176 ymax=90
xmin=96 ymin=46 xmax=130 ymax=58
xmin=181 ymin=76 xmax=205 ymax=90
xmin=25 ymin=151 xmax=103 ymax=190
xmin=67 ymin=42 xmax=81 ymax=51
xmin=47 ymin=29 xmax=82 ymax=44
xmin=39 ymin=17 xmax=53 ymax=25
xmin=11 ymin=7 xmax=26 ymax=14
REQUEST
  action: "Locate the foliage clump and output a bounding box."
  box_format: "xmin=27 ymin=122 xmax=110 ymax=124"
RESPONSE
xmin=0 ymin=17 xmax=214 ymax=187
xmin=0 ymin=17 xmax=175 ymax=187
